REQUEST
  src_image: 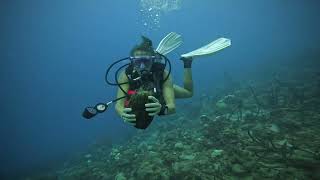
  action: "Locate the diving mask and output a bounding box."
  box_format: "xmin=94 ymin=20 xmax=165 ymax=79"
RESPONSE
xmin=130 ymin=56 xmax=156 ymax=71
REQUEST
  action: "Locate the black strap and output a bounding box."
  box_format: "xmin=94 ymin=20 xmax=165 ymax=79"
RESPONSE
xmin=158 ymin=105 xmax=168 ymax=116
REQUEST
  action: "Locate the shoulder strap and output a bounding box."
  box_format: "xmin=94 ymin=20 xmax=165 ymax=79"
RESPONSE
xmin=151 ymin=63 xmax=165 ymax=100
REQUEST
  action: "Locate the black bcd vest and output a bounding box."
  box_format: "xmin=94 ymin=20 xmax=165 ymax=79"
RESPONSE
xmin=124 ymin=62 xmax=166 ymax=129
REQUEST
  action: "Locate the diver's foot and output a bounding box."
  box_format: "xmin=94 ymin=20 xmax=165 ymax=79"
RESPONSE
xmin=180 ymin=57 xmax=193 ymax=68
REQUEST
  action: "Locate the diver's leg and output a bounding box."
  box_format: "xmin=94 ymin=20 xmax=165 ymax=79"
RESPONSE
xmin=174 ymin=58 xmax=193 ymax=99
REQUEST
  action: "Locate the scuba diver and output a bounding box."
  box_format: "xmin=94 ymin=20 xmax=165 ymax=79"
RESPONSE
xmin=83 ymin=32 xmax=231 ymax=129
xmin=115 ymin=36 xmax=194 ymax=128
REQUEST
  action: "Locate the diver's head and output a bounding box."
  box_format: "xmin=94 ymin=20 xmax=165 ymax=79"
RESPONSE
xmin=130 ymin=36 xmax=156 ymax=72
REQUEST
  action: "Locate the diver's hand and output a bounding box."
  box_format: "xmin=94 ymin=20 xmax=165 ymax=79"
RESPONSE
xmin=145 ymin=96 xmax=162 ymax=116
xmin=121 ymin=108 xmax=136 ymax=125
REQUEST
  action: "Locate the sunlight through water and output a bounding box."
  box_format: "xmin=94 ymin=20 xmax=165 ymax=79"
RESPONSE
xmin=139 ymin=0 xmax=182 ymax=31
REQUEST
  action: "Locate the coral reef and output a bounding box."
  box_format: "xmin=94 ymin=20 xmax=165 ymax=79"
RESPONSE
xmin=27 ymin=62 xmax=320 ymax=180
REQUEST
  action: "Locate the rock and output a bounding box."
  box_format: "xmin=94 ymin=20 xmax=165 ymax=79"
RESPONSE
xmin=232 ymin=164 xmax=246 ymax=175
xmin=174 ymin=142 xmax=184 ymax=149
xmin=115 ymin=172 xmax=127 ymax=180
xmin=211 ymin=149 xmax=223 ymax=158
xmin=173 ymin=161 xmax=193 ymax=173
xmin=269 ymin=124 xmax=280 ymax=133
xmin=276 ymin=139 xmax=293 ymax=147
xmin=110 ymin=148 xmax=121 ymax=160
xmin=136 ymin=161 xmax=154 ymax=179
xmin=216 ymin=100 xmax=228 ymax=109
xmin=179 ymin=154 xmax=196 ymax=160
xmin=111 ymin=153 xmax=120 ymax=160
xmin=200 ymin=115 xmax=210 ymax=122
xmin=213 ymin=163 xmax=221 ymax=171
xmin=148 ymin=151 xmax=158 ymax=157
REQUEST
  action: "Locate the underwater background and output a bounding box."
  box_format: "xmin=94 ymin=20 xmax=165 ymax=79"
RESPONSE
xmin=1 ymin=0 xmax=320 ymax=179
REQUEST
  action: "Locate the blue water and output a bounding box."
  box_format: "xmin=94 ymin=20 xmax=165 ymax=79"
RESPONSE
xmin=1 ymin=0 xmax=320 ymax=178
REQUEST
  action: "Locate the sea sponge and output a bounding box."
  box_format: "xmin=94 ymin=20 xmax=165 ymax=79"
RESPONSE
xmin=129 ymin=90 xmax=154 ymax=129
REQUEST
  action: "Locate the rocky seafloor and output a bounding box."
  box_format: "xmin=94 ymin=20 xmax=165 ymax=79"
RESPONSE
xmin=28 ymin=62 xmax=320 ymax=180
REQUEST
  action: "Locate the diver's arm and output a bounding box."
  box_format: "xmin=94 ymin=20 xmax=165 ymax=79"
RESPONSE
xmin=115 ymin=71 xmax=129 ymax=116
xmin=162 ymin=70 xmax=176 ymax=114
